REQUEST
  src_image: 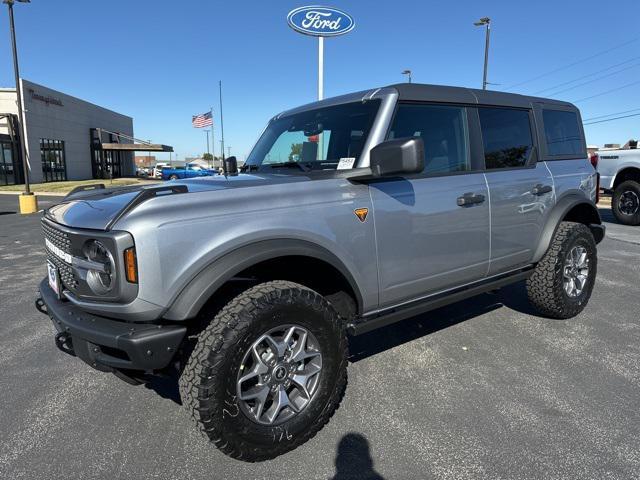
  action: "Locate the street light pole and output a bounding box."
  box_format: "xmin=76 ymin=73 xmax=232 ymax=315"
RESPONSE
xmin=4 ymin=0 xmax=30 ymax=194
xmin=402 ymin=69 xmax=412 ymax=83
xmin=474 ymin=17 xmax=491 ymax=90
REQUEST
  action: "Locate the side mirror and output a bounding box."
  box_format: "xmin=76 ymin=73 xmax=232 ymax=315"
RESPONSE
xmin=369 ymin=137 xmax=424 ymax=177
xmin=225 ymin=156 xmax=238 ymax=175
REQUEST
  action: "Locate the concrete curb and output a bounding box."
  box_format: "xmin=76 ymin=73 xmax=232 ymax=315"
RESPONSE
xmin=0 ymin=191 xmax=67 ymax=197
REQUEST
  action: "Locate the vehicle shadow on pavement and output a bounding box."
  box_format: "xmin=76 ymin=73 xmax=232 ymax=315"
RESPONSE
xmin=143 ymin=283 xmax=535 ymax=403
xmin=598 ymin=207 xmax=617 ymax=223
xmin=331 ymin=432 xmax=385 ymax=480
xmin=144 ymin=374 xmax=182 ymax=405
xmin=349 ymin=282 xmax=535 ymax=362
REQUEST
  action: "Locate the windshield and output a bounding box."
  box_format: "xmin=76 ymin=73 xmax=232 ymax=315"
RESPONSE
xmin=245 ymin=100 xmax=380 ymax=171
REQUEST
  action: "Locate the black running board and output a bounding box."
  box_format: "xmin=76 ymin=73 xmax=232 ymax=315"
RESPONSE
xmin=347 ymin=268 xmax=533 ymax=336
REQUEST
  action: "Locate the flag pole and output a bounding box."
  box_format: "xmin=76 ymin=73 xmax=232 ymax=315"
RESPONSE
xmin=219 ymin=80 xmax=227 ymax=176
xmin=214 ymin=107 xmax=216 ymax=167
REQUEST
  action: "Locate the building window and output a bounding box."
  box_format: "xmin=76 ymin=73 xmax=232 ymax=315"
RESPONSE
xmin=40 ymin=139 xmax=67 ymax=182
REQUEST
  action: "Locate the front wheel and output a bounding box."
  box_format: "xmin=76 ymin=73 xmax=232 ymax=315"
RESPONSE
xmin=179 ymin=281 xmax=348 ymax=461
xmin=526 ymin=221 xmax=597 ymax=319
xmin=612 ymin=180 xmax=640 ymax=225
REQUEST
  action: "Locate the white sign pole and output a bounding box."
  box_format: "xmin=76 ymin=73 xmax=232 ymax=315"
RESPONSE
xmin=318 ymin=36 xmax=324 ymax=100
xmin=317 ymin=36 xmax=324 ymax=159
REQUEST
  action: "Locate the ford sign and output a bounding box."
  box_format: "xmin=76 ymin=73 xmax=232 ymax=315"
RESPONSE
xmin=287 ymin=6 xmax=355 ymax=37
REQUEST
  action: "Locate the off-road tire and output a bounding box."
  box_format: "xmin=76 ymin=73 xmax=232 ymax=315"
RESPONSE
xmin=612 ymin=180 xmax=640 ymax=226
xmin=526 ymin=221 xmax=597 ymax=319
xmin=178 ymin=280 xmax=348 ymax=462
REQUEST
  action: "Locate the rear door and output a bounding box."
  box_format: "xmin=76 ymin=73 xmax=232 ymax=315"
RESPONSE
xmin=370 ymin=103 xmax=490 ymax=308
xmin=478 ymin=106 xmax=554 ymax=275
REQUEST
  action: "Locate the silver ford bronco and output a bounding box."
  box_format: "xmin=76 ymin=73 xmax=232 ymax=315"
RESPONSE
xmin=36 ymin=83 xmax=604 ymax=461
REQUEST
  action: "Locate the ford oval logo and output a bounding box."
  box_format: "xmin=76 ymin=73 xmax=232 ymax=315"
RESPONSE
xmin=287 ymin=6 xmax=355 ymax=37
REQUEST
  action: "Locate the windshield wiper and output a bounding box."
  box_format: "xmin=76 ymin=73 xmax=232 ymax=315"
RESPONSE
xmin=267 ymin=161 xmax=311 ymax=172
xmin=240 ymin=164 xmax=260 ymax=172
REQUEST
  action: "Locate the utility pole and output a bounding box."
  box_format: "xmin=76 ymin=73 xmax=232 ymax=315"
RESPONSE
xmin=474 ymin=17 xmax=491 ymax=90
xmin=227 ymin=146 xmax=231 ymax=158
xmin=204 ymin=130 xmax=210 ymax=154
xmin=5 ymin=0 xmax=33 ymax=212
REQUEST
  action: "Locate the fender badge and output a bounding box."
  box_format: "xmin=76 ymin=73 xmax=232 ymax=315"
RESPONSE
xmin=354 ymin=208 xmax=368 ymax=222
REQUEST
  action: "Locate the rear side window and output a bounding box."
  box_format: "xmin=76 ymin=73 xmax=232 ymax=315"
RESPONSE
xmin=543 ymin=109 xmax=583 ymax=156
xmin=388 ymin=104 xmax=470 ymax=175
xmin=478 ymin=108 xmax=533 ymax=169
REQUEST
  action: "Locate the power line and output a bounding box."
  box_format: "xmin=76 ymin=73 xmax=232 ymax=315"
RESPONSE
xmin=573 ymin=78 xmax=640 ymax=103
xmin=532 ymin=56 xmax=640 ymax=95
xmin=583 ymin=107 xmax=640 ymax=122
xmin=503 ymin=36 xmax=639 ymax=90
xmin=584 ymin=112 xmax=640 ymax=125
xmin=543 ymin=62 xmax=640 ymax=97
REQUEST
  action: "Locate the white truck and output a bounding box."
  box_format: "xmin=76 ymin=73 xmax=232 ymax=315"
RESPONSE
xmin=596 ymin=147 xmax=640 ymax=225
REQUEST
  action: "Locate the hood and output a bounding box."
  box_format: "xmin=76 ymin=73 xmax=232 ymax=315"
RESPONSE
xmin=44 ymin=174 xmax=309 ymax=230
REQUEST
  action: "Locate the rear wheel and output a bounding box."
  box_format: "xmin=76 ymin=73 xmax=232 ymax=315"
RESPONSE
xmin=169 ymin=174 xmax=179 ymax=180
xmin=526 ymin=221 xmax=597 ymax=319
xmin=612 ymin=180 xmax=640 ymax=225
xmin=179 ymin=281 xmax=347 ymax=461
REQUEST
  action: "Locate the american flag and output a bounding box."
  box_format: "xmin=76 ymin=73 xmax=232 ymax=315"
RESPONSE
xmin=192 ymin=111 xmax=213 ymax=128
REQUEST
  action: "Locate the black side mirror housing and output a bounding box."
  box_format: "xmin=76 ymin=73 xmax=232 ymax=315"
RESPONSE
xmin=225 ymin=156 xmax=238 ymax=175
xmin=369 ymin=137 xmax=424 ymax=177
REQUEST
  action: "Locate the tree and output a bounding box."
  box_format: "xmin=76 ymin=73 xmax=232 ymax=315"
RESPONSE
xmin=289 ymin=143 xmax=303 ymax=161
xmin=203 ymin=152 xmax=213 ymax=161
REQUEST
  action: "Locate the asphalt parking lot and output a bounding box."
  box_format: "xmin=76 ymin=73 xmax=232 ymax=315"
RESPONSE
xmin=0 ymin=194 xmax=638 ymax=480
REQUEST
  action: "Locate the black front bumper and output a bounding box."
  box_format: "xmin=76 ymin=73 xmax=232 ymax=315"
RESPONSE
xmin=37 ymin=279 xmax=186 ymax=372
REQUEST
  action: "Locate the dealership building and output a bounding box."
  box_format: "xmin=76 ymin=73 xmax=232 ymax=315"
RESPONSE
xmin=0 ymin=79 xmax=171 ymax=186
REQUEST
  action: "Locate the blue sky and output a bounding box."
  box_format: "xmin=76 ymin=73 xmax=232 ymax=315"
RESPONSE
xmin=1 ymin=0 xmax=638 ymax=160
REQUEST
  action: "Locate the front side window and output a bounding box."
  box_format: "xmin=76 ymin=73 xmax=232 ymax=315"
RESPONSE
xmin=245 ymin=101 xmax=380 ymax=172
xmin=388 ymin=104 xmax=470 ymax=175
xmin=40 ymin=139 xmax=67 ymax=182
xmin=543 ymin=109 xmax=584 ymax=156
xmin=479 ymin=108 xmax=533 ymax=169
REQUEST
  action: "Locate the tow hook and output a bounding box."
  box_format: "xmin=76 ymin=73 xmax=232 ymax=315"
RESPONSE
xmin=35 ymin=295 xmax=48 ymax=315
xmin=55 ymin=332 xmax=76 ymax=357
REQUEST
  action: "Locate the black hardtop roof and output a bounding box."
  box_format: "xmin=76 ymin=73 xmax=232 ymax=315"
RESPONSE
xmin=277 ymin=83 xmax=577 ymax=119
xmin=387 ymin=83 xmax=575 ymax=109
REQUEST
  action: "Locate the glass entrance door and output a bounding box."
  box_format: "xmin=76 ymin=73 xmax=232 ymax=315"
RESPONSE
xmin=0 ymin=142 xmax=16 ymax=185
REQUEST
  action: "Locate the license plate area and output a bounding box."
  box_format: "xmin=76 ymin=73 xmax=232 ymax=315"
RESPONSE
xmin=47 ymin=260 xmax=61 ymax=298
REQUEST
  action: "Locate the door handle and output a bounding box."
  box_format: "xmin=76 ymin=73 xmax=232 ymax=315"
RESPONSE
xmin=457 ymin=193 xmax=485 ymax=207
xmin=531 ymin=184 xmax=552 ymax=195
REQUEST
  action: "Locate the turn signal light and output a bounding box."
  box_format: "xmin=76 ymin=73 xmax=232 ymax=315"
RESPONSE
xmin=124 ymin=247 xmax=138 ymax=283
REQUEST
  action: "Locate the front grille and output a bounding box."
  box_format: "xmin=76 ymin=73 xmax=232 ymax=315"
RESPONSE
xmin=46 ymin=251 xmax=78 ymax=290
xmin=42 ymin=221 xmax=71 ymax=254
xmin=42 ymin=221 xmax=78 ymax=291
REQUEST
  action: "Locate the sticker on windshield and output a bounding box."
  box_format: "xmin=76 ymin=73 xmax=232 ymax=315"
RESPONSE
xmin=337 ymin=158 xmax=356 ymax=170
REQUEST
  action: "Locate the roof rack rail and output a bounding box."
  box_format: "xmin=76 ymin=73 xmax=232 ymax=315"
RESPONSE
xmin=65 ymin=183 xmax=105 ymax=199
xmin=106 ymin=184 xmax=188 ymax=231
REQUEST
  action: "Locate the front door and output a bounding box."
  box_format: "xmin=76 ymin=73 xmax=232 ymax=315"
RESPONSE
xmin=370 ymin=103 xmax=490 ymax=309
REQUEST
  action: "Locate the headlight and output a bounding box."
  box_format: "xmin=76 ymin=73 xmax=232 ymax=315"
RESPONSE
xmin=83 ymin=240 xmax=116 ymax=295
